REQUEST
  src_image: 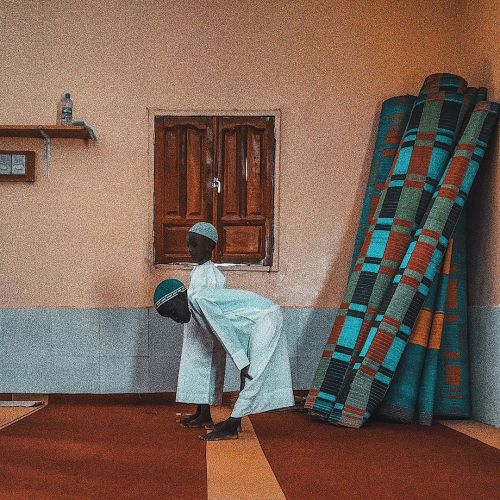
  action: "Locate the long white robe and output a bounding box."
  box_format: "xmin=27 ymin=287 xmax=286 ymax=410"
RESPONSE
xmin=175 ymin=261 xmax=226 ymax=405
xmin=189 ymin=289 xmax=294 ymax=417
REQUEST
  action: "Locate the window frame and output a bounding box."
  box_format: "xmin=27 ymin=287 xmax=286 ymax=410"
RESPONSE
xmin=147 ymin=108 xmax=281 ymax=272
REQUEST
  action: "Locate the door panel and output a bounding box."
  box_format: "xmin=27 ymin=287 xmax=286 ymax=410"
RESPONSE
xmin=217 ymin=116 xmax=275 ymax=265
xmin=154 ymin=116 xmax=214 ymax=263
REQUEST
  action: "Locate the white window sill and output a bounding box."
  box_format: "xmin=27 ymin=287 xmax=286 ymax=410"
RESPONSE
xmin=153 ymin=263 xmax=278 ymax=272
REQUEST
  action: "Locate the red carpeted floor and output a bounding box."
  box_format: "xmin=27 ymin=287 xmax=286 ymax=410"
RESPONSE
xmin=1 ymin=400 xmax=499 ymax=499
xmin=251 ymin=412 xmax=500 ymax=500
xmin=0 ymin=398 xmax=207 ymax=500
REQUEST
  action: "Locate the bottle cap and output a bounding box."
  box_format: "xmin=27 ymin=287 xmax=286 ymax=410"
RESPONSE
xmin=64 ymin=93 xmax=71 ymax=98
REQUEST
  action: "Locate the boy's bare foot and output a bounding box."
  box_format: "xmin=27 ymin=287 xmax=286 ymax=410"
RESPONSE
xmin=199 ymin=428 xmax=239 ymax=441
xmin=204 ymin=421 xmax=242 ymax=432
xmin=180 ymin=414 xmax=214 ymax=428
xmin=201 ymin=416 xmax=241 ymax=438
xmin=180 ymin=404 xmax=212 ymax=427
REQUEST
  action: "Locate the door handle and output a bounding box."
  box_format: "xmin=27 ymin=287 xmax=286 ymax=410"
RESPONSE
xmin=212 ymin=177 xmax=221 ymax=193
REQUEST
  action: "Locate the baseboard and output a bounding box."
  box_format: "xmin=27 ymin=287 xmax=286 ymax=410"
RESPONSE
xmin=33 ymin=390 xmax=309 ymax=406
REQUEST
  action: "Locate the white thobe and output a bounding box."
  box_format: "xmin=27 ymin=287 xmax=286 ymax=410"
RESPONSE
xmin=175 ymin=261 xmax=227 ymax=405
xmin=189 ymin=289 xmax=294 ymax=417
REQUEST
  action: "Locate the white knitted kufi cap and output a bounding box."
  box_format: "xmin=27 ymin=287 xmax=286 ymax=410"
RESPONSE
xmin=188 ymin=222 xmax=218 ymax=243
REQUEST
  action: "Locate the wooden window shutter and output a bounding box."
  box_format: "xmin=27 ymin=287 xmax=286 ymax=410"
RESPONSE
xmin=154 ymin=116 xmax=214 ymax=263
xmin=154 ymin=115 xmax=275 ymax=266
xmin=215 ymin=117 xmax=275 ymax=265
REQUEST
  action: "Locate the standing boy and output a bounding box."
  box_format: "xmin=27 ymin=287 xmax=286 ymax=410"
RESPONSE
xmin=177 ymin=222 xmax=226 ymax=429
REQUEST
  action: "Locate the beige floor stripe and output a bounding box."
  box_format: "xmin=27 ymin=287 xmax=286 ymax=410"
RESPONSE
xmin=206 ymin=406 xmax=286 ymax=500
xmin=439 ymin=420 xmax=500 ymax=450
xmin=0 ymin=406 xmax=45 ymax=431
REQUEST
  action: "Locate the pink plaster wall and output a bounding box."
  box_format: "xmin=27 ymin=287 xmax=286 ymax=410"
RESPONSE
xmin=0 ymin=0 xmax=492 ymax=308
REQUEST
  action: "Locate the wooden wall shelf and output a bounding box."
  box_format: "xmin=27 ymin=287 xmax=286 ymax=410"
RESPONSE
xmin=0 ymin=125 xmax=93 ymax=140
xmin=0 ymin=124 xmax=96 ymax=176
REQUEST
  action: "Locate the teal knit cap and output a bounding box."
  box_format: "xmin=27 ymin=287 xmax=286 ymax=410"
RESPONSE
xmin=154 ymin=279 xmax=187 ymax=309
xmin=189 ymin=222 xmax=218 ymax=243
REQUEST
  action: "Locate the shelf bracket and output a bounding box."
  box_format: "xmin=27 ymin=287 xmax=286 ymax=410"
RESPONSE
xmin=39 ymin=129 xmax=51 ymax=177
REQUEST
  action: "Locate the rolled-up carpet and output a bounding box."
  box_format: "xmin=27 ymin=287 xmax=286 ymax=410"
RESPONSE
xmin=376 ymin=86 xmax=488 ymax=424
xmin=434 ymin=213 xmax=471 ymax=418
xmin=375 ymin=253 xmax=440 ymax=422
xmin=350 ymin=95 xmax=416 ymax=271
xmin=431 ymin=88 xmax=487 ymax=420
xmin=307 ymin=74 xmax=471 ymax=417
xmin=332 ymin=100 xmax=499 ymax=427
xmin=376 ymin=235 xmax=453 ymax=424
xmin=416 ymin=243 xmax=451 ymax=425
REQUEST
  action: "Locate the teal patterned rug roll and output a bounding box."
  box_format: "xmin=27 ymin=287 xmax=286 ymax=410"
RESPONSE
xmin=306 ymin=74 xmax=499 ymax=428
xmin=377 ymin=88 xmax=488 ymax=424
xmin=334 ymin=100 xmax=499 ymax=428
xmin=307 ymin=74 xmax=472 ymax=419
xmin=434 ymin=213 xmax=471 ymax=418
xmin=350 ymin=95 xmax=416 ymax=270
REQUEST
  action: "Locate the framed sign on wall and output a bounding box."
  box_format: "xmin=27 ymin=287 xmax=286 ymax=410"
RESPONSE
xmin=0 ymin=151 xmax=35 ymax=182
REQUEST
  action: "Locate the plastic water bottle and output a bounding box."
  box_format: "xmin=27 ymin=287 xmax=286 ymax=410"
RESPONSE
xmin=60 ymin=93 xmax=73 ymax=125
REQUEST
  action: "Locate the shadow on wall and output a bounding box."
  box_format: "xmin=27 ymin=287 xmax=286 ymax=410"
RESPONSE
xmin=466 ymin=57 xmax=498 ymax=305
xmin=465 ymin=58 xmax=500 ymax=426
xmin=466 ymin=122 xmax=498 ymax=301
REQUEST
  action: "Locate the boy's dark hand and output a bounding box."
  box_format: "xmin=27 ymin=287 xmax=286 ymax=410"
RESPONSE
xmin=239 ymin=365 xmax=253 ymax=391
